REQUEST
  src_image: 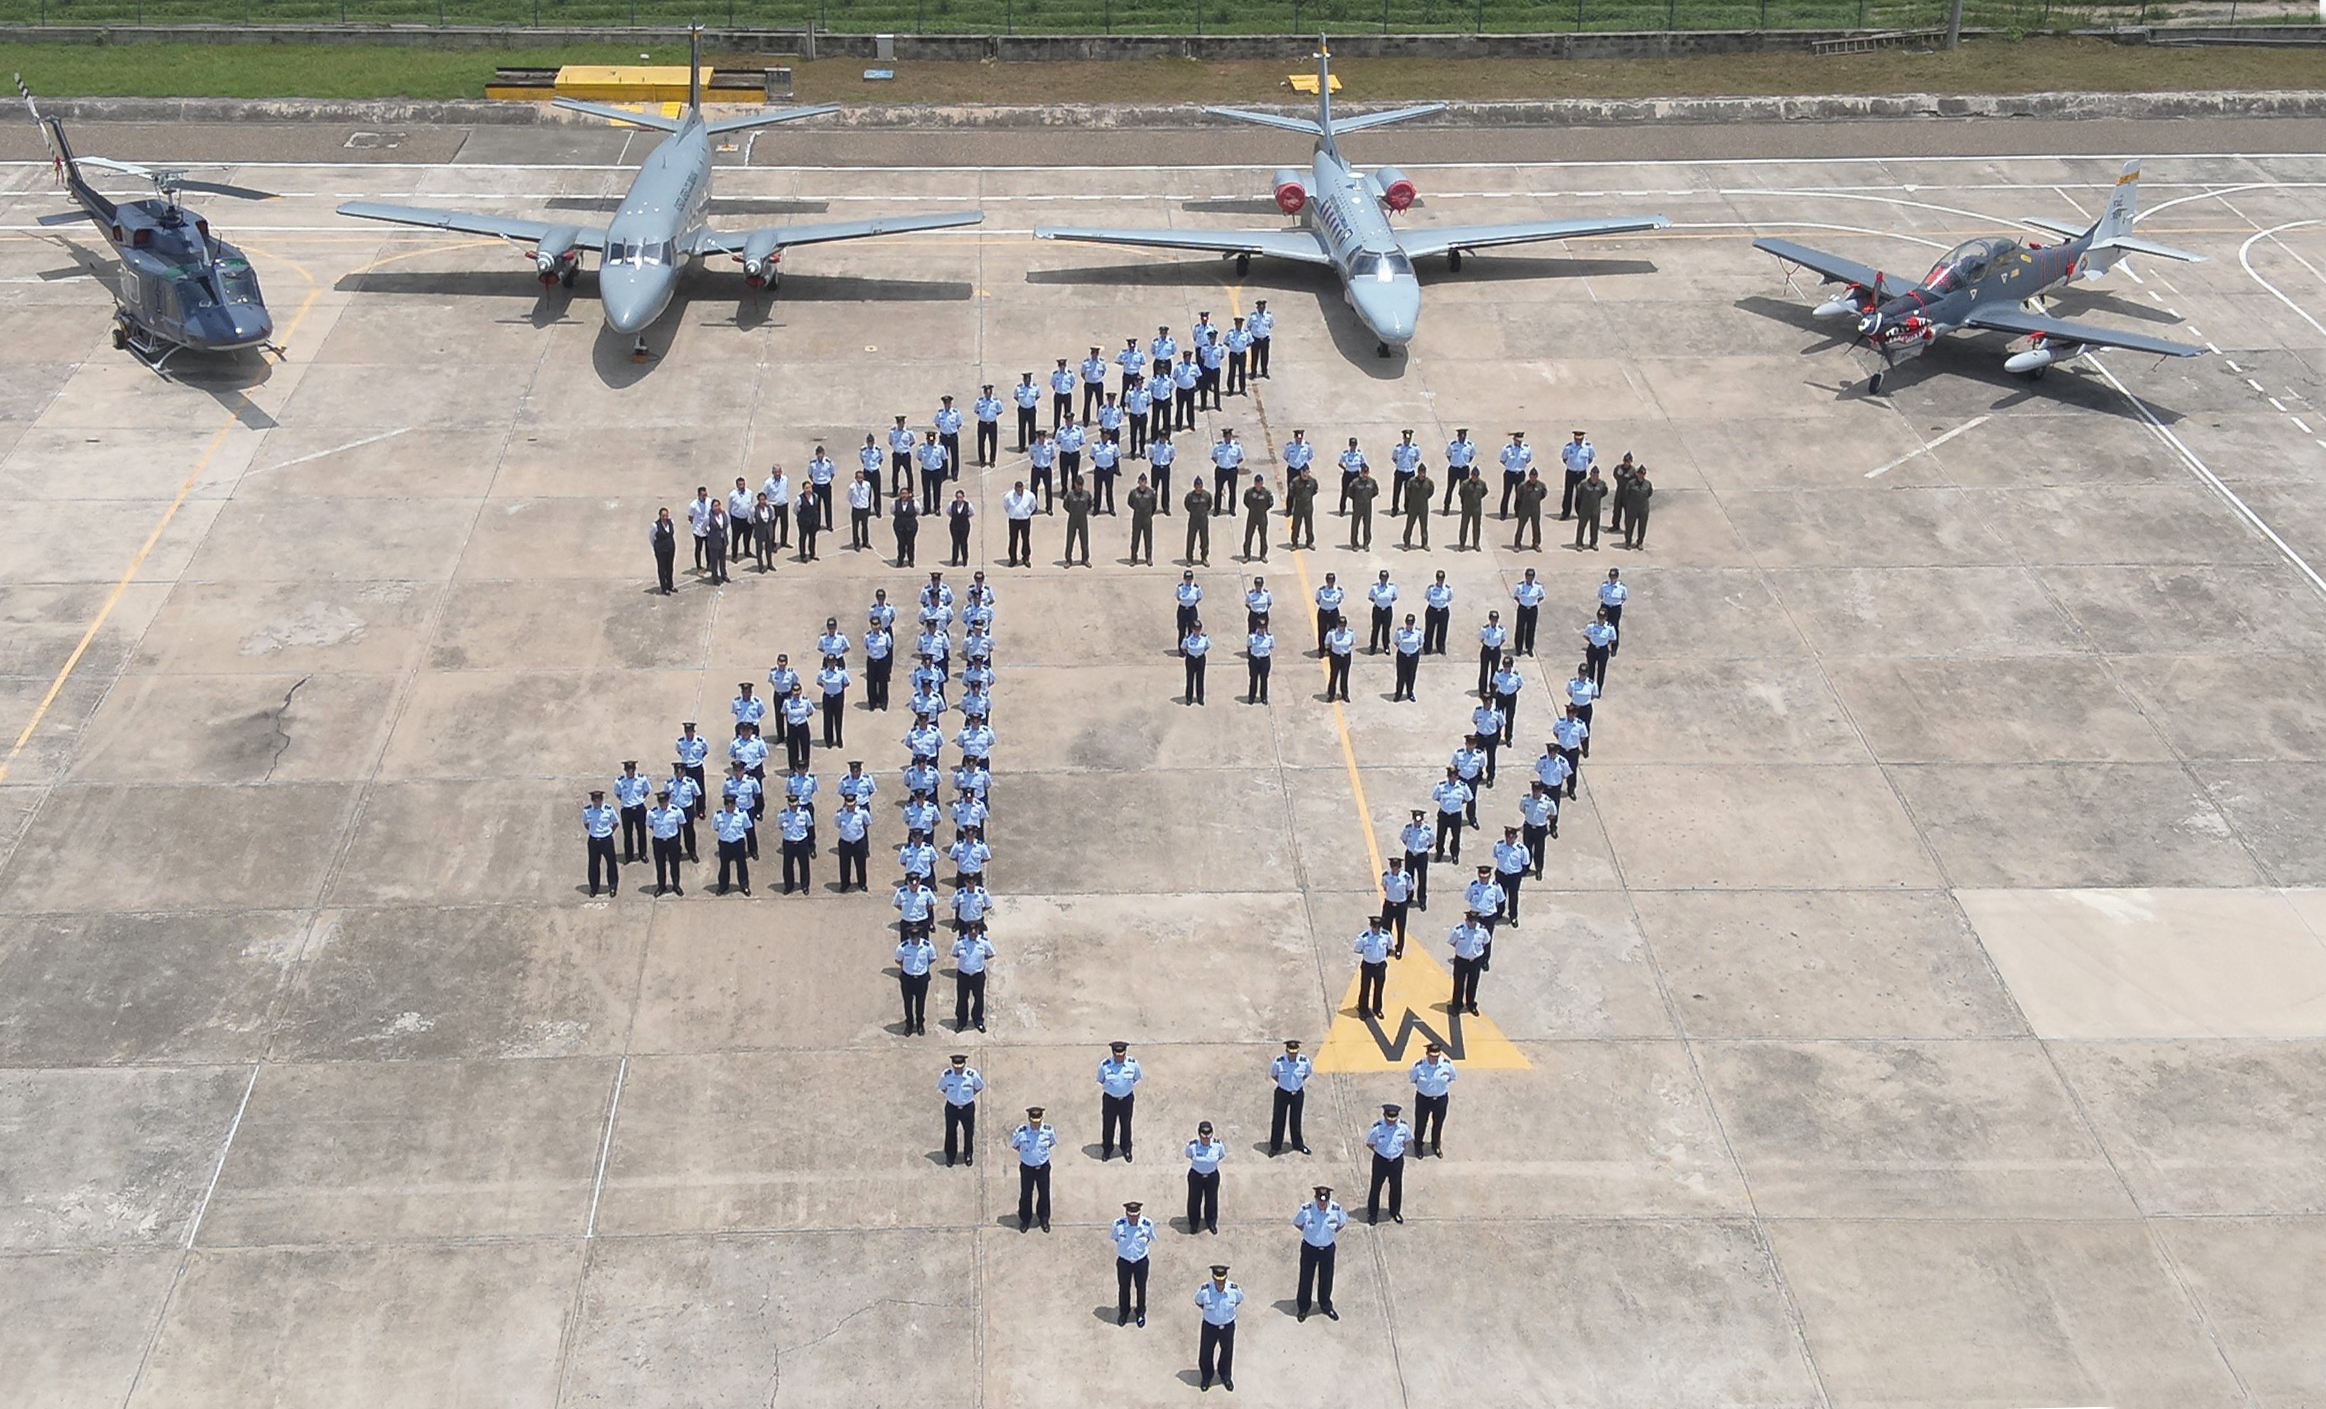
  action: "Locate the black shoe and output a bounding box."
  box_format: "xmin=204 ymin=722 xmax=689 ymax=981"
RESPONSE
xmin=1392 ymin=1213 xmax=1404 ymax=1224
xmin=1019 ymin=1219 xmax=1030 ymax=1232
xmin=1136 ymin=1312 xmax=1146 ymax=1327
xmin=1299 ymin=1308 xmax=1308 ymax=1322
xmin=1101 ymin=1148 xmax=1113 ymax=1161
xmin=1040 ymin=1220 xmax=1050 ymax=1232
xmin=1119 ymin=1310 xmax=1129 ymax=1326
xmin=1222 ymin=1377 xmax=1233 ymax=1392
xmin=1200 ymin=1380 xmax=1212 ymax=1393
xmin=1268 ymin=1144 xmax=1280 ymax=1157
xmin=1324 ymin=1306 xmax=1339 ymax=1321
xmin=964 ymin=1156 xmax=973 ymax=1166
xmin=1298 ymin=1144 xmax=1311 ymax=1155
xmin=1124 ymin=1151 xmax=1133 ymax=1163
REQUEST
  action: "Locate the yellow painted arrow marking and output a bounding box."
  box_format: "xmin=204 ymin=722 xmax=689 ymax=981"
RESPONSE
xmin=1314 ymin=947 xmax=1530 ymax=1073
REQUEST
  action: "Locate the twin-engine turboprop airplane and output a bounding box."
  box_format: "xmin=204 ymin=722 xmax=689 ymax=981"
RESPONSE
xmin=1034 ymin=39 xmax=1669 ymax=357
xmin=1755 ymin=159 xmax=2206 ymax=392
xmin=338 ymin=28 xmax=982 ymax=354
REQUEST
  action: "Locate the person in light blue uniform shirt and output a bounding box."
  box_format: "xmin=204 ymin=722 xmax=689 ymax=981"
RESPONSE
xmin=1493 ymin=657 xmax=1526 ymax=745
xmin=613 ymin=761 xmax=652 ymax=863
xmin=1224 ymin=317 xmax=1254 ymax=395
xmin=1293 ymin=1185 xmax=1348 ymax=1322
xmin=1248 ymin=299 xmax=1275 ymax=376
xmin=1448 ymin=916 xmax=1490 ymax=1019
xmin=1180 ymin=619 xmax=1210 ymax=706
xmin=947 ymin=827 xmax=990 ymax=887
xmin=1566 ymin=664 xmax=1600 ymax=753
xmin=1246 ymin=617 xmax=1274 ymax=705
xmin=1560 ymin=427 xmax=1595 ymax=520
xmin=1123 ymin=376 xmax=1151 ymax=459
xmin=1494 ymin=826 xmax=1531 ymax=924
xmin=870 ymin=429 xmax=897 ymax=503
xmin=939 ymin=1053 xmax=982 ymax=1167
xmin=1472 ymin=696 xmax=1506 ymax=782
xmin=1049 ymin=358 xmax=1076 ymax=430
xmin=1444 ymin=428 xmax=1479 ymax=514
xmin=582 ymin=790 xmax=620 ymax=897
xmin=1354 ymin=916 xmax=1394 ymax=1018
xmin=952 ymin=919 xmax=994 ymax=1032
xmin=951 ymin=787 xmax=989 ymax=835
xmin=1055 ymin=418 xmax=1087 ymax=493
xmin=896 ymin=929 xmax=935 ymax=1035
xmin=910 ymin=434 xmax=945 ymax=516
xmin=1367 ymin=569 xmax=1398 ymax=654
xmin=1535 ymin=739 xmax=1574 ymax=807
xmin=1498 ymin=430 xmax=1535 ymax=519
xmin=675 ymin=722 xmax=710 ymax=819
xmin=1423 ymin=571 xmax=1454 ymax=655
xmin=1390 ymin=429 xmax=1423 ymax=515
xmin=1283 ymin=430 xmax=1314 ymax=501
xmin=952 ymin=758 xmax=991 ymax=804
xmin=1012 ymin=372 xmax=1041 ymax=451
xmin=1175 ymin=571 xmax=1204 ymax=646
xmin=1116 ymin=336 xmax=1146 ymax=393
xmin=807 ymin=443 xmax=839 ymax=526
xmin=934 ymin=394 xmax=964 ymax=481
xmin=1185 ymin=1121 xmax=1226 ymax=1233
xmin=1096 ymin=389 xmax=1124 ymax=441
xmin=1520 ymin=782 xmax=1559 ymax=878
xmin=711 ymin=797 xmax=752 ymax=895
xmin=1089 ymin=433 xmax=1120 ymax=516
xmin=777 ymin=801 xmax=814 ymax=894
xmin=1337 ymin=437 xmax=1368 ymax=517
xmin=1012 ymin=1106 xmax=1057 ymax=1232
xmin=902 ymin=784 xmax=940 ymax=834
xmin=1366 ymin=1103 xmax=1411 ymax=1224
xmin=1026 ymin=432 xmax=1056 ymax=518
xmin=1379 ymin=856 xmax=1415 ymax=952
xmin=732 ymin=681 xmax=767 ymax=730
xmin=898 ymin=830 xmax=938 ymax=887
xmin=1400 ymin=810 xmax=1435 ymax=912
xmin=1553 ymin=708 xmax=1590 ymax=799
xmin=1477 ymin=612 xmax=1511 ymax=695
xmin=1244 ymin=576 xmax=1274 ymax=633
xmin=1147 ymin=432 xmax=1176 ymax=509
xmin=1195 ymin=328 xmax=1226 ymax=410
xmin=1269 ymin=1038 xmax=1312 ymax=1155
xmin=662 ymin=766 xmax=701 ymax=862
xmin=893 ymin=874 xmax=937 ymax=942
xmin=1392 ymin=615 xmax=1425 ymax=702
xmin=1431 ymin=768 xmax=1472 ymax=862
xmin=1207 ymin=429 xmax=1242 ymax=512
xmin=972 ymin=384 xmax=1003 ymax=468
xmin=1080 ymin=346 xmax=1110 ymax=422
xmin=1452 ymin=738 xmax=1488 ymax=822
xmin=1098 ymin=1040 xmax=1143 ymax=1160
xmin=767 ymin=653 xmax=801 ymax=701
xmin=1597 ymin=567 xmax=1628 ymax=652
xmin=1312 ymin=571 xmax=1345 ymax=653
xmin=1149 ymin=324 xmax=1178 ymax=379
xmin=833 ymin=794 xmax=871 ymax=892
xmin=1171 ymin=352 xmax=1200 ymax=432
xmin=1194 ymin=1265 xmax=1244 ymax=1393
xmin=1410 ymin=1043 xmax=1458 ymax=1156
xmin=1512 ymin=569 xmax=1547 ymax=656
xmin=1113 ymin=1201 xmax=1158 ymax=1326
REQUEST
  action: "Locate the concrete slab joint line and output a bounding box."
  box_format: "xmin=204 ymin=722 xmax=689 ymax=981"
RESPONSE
xmin=30 ymin=88 xmax=2326 ymax=130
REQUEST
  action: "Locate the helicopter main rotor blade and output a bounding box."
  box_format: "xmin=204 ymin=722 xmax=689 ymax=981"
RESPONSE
xmin=171 ymin=179 xmax=279 ymax=201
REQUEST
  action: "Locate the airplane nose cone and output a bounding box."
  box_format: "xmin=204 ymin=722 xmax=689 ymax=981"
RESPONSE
xmin=1360 ymin=277 xmax=1422 ymax=347
xmin=601 ymin=268 xmax=670 ymax=336
xmin=1856 ymin=311 xmax=1882 ymax=338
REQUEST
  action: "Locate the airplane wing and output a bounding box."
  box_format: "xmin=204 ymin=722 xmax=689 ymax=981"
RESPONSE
xmin=549 ymin=98 xmax=683 ymax=132
xmin=1752 ymin=237 xmax=1895 ymax=296
xmin=336 ymin=201 xmax=607 ymax=250
xmin=1400 ymin=215 xmax=1670 ymax=260
xmin=1963 ymin=305 xmax=2206 ymax=358
xmin=686 ymin=209 xmax=983 ymax=256
xmin=1033 ymin=225 xmax=1335 ymax=266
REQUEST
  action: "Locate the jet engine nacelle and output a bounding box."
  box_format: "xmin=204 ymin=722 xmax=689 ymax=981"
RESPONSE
xmin=531 ymin=225 xmax=583 ymax=284
xmin=1273 ymin=170 xmax=1309 ymax=216
xmin=738 ymin=230 xmax=785 ymax=289
xmin=1368 ymin=166 xmax=1417 ymax=213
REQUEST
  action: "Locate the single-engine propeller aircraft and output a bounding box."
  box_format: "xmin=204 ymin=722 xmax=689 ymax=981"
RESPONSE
xmin=338 ymin=28 xmax=982 ymax=355
xmin=1033 ymin=40 xmax=1669 ymax=357
xmin=1754 ymin=159 xmax=2207 ymax=393
xmin=18 ymin=75 xmax=280 ymax=370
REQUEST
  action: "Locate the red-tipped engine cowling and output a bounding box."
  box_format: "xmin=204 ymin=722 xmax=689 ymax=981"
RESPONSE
xmin=1371 ymin=165 xmax=1417 ymax=213
xmin=1273 ymin=169 xmax=1309 ymax=216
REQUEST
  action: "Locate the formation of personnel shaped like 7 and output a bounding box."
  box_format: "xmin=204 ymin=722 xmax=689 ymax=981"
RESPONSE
xmin=4 ymin=33 xmax=2326 ymax=1409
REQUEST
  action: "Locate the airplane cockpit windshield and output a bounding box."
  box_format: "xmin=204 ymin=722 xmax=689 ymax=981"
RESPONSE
xmin=612 ymin=239 xmax=674 ymax=268
xmin=1350 ymin=250 xmax=1414 ymax=283
xmin=1922 ymin=236 xmax=2012 ymax=294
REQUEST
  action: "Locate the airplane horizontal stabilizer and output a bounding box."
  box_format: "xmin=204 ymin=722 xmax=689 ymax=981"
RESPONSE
xmin=1199 ymin=106 xmax=1327 ymax=138
xmin=550 ymin=98 xmax=682 ymax=132
xmin=705 ymin=103 xmax=841 ymax=136
xmin=2091 ymin=233 xmax=2206 ymax=263
xmin=1327 ymin=102 xmax=1449 ymax=135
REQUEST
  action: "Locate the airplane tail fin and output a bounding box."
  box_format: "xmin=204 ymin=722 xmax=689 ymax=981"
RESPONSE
xmin=1199 ymin=38 xmax=1443 ymax=148
xmin=688 ymin=25 xmax=703 ymax=116
xmin=2082 ymin=159 xmax=2205 ymax=271
xmin=1314 ymin=37 xmax=1334 ymax=148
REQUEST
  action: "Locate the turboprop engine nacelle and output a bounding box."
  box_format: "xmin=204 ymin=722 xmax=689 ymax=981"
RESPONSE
xmin=531 ymin=225 xmax=583 ymax=283
xmin=1273 ymin=169 xmax=1309 ymax=216
xmin=739 ymin=230 xmax=784 ymax=288
xmin=1369 ymin=166 xmax=1417 ymax=212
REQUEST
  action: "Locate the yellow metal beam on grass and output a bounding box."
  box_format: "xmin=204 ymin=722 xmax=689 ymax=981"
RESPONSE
xmin=1286 ymin=73 xmax=1342 ymax=95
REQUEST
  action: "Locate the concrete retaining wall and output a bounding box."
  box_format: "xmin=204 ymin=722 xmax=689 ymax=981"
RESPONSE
xmin=32 ymin=86 xmax=2326 ymax=127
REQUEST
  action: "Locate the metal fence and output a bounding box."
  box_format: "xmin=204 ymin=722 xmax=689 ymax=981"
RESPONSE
xmin=0 ymin=0 xmax=2301 ymax=32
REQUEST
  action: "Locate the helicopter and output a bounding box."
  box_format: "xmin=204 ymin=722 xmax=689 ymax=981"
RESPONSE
xmin=17 ymin=76 xmax=282 ymax=370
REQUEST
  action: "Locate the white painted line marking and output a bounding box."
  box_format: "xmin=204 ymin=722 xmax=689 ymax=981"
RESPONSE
xmin=2094 ymin=356 xmax=2326 ymax=604
xmin=2205 ymin=342 xmax=2223 ymax=355
xmin=1866 ymin=415 xmax=1991 ymax=478
xmin=584 ymin=1054 xmax=628 ymax=1239
xmin=2248 ymin=378 xmax=2268 ymax=393
xmin=185 ymin=1064 xmax=262 ymax=1251
xmin=2239 ymin=220 xmax=2326 ymax=341
xmin=2291 ymin=417 xmax=2313 ymax=434
xmin=2270 ymin=397 xmax=2289 ymax=411
xmin=258 ymin=426 xmax=409 ymax=470
xmin=2226 ymin=359 xmax=2244 ymax=372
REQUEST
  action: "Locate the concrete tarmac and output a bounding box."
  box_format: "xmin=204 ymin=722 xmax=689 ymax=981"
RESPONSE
xmin=2 ymin=119 xmax=2325 ymax=1408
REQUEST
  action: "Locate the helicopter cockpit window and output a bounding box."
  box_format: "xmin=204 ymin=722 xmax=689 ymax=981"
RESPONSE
xmin=1923 ymin=237 xmax=2008 ymax=295
xmin=173 ymin=278 xmax=219 ymax=312
xmin=218 ymin=263 xmax=262 ymax=303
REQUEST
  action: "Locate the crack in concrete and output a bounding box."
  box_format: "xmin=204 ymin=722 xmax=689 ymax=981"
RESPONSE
xmin=770 ymin=1297 xmax=977 ymax=1406
xmin=260 ymin=675 xmax=311 ymax=784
